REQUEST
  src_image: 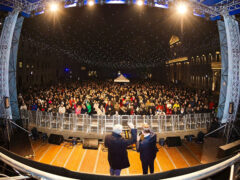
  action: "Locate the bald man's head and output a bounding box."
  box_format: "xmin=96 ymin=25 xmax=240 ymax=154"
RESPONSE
xmin=142 ymin=123 xmax=150 ymax=134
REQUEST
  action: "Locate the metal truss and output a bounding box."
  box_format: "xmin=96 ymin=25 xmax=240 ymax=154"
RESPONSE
xmin=217 ymin=20 xmax=228 ymax=120
xmin=0 ymin=9 xmax=19 ymax=119
xmin=9 ymin=16 xmax=24 ymax=120
xmin=188 ymin=0 xmax=219 ymax=17
xmin=188 ymin=0 xmax=240 ymax=18
xmin=221 ymin=15 xmax=240 ymax=143
xmin=0 ymin=0 xmax=63 ymax=14
xmin=0 ymin=0 xmax=40 ymax=14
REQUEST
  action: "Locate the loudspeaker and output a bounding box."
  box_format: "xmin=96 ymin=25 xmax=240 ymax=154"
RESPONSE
xmin=83 ymin=138 xmax=99 ymax=149
xmin=159 ymin=138 xmax=165 ymax=146
xmin=31 ymin=127 xmax=39 ymax=140
xmin=196 ymin=131 xmax=204 ymax=144
xmin=4 ymin=97 xmax=10 ymax=109
xmin=48 ymin=134 xmax=64 ymax=145
xmin=166 ymin=136 xmax=182 ymax=147
xmin=229 ymin=102 xmax=234 ymax=114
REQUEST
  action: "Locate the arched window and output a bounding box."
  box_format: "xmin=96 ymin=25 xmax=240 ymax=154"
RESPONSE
xmin=208 ymin=53 xmax=212 ymax=62
xmin=202 ymin=55 xmax=207 ymax=64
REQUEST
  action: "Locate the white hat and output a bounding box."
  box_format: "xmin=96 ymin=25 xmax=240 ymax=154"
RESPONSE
xmin=113 ymin=124 xmax=123 ymax=135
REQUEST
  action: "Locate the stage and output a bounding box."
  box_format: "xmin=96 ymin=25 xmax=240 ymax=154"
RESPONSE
xmin=30 ymin=139 xmax=212 ymax=175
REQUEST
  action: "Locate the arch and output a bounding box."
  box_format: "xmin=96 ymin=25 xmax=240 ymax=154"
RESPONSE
xmin=0 ymin=3 xmax=239 ymax=132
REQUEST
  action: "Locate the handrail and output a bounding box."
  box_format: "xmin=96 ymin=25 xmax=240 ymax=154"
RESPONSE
xmin=0 ymin=152 xmax=78 ymax=180
xmin=204 ymin=123 xmax=226 ymax=137
xmin=0 ymin=147 xmax=239 ymax=179
xmin=162 ymin=153 xmax=240 ymax=180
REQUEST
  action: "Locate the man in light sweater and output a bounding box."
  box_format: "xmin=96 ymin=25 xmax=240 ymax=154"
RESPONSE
xmin=58 ymin=103 xmax=66 ymax=114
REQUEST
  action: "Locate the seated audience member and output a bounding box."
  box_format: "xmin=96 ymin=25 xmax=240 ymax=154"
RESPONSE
xmin=75 ymin=105 xmax=81 ymax=115
xmin=23 ymin=81 xmax=214 ymax=116
xmin=20 ymin=102 xmax=27 ymax=111
xmin=81 ymin=104 xmax=88 ymax=114
xmin=58 ymin=103 xmax=66 ymax=114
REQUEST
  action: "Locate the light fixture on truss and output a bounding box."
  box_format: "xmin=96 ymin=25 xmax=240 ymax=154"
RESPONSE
xmin=157 ymin=0 xmax=167 ymax=5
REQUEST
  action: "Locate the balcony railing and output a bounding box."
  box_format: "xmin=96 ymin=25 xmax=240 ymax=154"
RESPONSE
xmin=20 ymin=110 xmax=212 ymax=134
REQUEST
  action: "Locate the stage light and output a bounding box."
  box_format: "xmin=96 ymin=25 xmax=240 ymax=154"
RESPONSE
xmin=64 ymin=68 xmax=70 ymax=73
xmin=88 ymin=0 xmax=94 ymax=6
xmin=137 ymin=0 xmax=143 ymax=6
xmin=49 ymin=2 xmax=59 ymax=12
xmin=177 ymin=3 xmax=187 ymax=14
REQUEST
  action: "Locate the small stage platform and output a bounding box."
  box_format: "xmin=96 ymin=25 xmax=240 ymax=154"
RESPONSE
xmin=31 ymin=139 xmax=213 ymax=175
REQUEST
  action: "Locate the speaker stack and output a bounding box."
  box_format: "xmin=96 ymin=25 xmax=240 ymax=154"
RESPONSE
xmin=166 ymin=136 xmax=182 ymax=147
xmin=83 ymin=138 xmax=99 ymax=149
xmin=48 ymin=134 xmax=64 ymax=145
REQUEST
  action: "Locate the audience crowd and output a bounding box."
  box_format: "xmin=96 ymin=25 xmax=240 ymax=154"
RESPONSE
xmin=18 ymin=81 xmax=216 ymax=116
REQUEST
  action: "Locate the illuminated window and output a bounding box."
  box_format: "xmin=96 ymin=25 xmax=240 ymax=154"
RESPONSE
xmin=209 ymin=53 xmax=212 ymax=62
xmin=19 ymin=62 xmax=23 ymax=68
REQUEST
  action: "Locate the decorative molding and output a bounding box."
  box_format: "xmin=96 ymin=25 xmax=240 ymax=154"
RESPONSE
xmin=211 ymin=62 xmax=222 ymax=70
xmin=166 ymin=57 xmax=188 ymax=64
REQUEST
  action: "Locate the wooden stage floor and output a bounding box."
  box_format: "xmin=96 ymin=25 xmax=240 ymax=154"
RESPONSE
xmin=32 ymin=141 xmax=206 ymax=175
xmin=30 ymin=139 xmax=207 ymax=175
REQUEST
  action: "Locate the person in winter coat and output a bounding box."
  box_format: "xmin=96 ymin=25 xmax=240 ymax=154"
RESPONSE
xmin=104 ymin=122 xmax=137 ymax=176
xmin=137 ymin=123 xmax=158 ymax=174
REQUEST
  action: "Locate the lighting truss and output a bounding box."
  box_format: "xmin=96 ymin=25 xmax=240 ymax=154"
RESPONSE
xmin=188 ymin=0 xmax=240 ymax=18
xmin=0 ymin=0 xmax=44 ymax=14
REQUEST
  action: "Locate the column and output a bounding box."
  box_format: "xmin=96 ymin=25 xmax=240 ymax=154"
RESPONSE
xmin=0 ymin=9 xmax=20 ymax=119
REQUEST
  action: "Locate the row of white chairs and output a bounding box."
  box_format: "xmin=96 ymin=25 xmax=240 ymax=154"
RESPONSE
xmin=20 ymin=110 xmax=211 ymax=133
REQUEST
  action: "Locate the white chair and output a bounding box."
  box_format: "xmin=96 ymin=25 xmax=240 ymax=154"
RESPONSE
xmin=51 ymin=113 xmax=62 ymax=129
xmin=150 ymin=115 xmax=160 ymax=133
xmin=164 ymin=115 xmax=173 ymax=131
xmin=62 ymin=114 xmax=71 ymax=130
xmin=178 ymin=115 xmax=185 ymax=130
xmin=104 ymin=115 xmax=116 ymax=133
xmin=135 ymin=115 xmax=145 ymax=130
xmin=88 ymin=115 xmax=99 ymax=133
xmin=75 ymin=114 xmax=85 ymax=132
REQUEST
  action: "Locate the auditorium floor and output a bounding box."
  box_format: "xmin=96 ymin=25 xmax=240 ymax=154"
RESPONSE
xmin=30 ymin=139 xmax=212 ymax=175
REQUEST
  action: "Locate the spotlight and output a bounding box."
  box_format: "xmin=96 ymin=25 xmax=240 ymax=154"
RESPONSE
xmin=137 ymin=0 xmax=143 ymax=6
xmin=49 ymin=2 xmax=59 ymax=12
xmin=88 ymin=0 xmax=94 ymax=6
xmin=177 ymin=3 xmax=187 ymax=14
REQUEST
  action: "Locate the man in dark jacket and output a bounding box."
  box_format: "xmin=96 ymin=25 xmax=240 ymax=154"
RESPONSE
xmin=104 ymin=122 xmax=137 ymax=176
xmin=137 ymin=123 xmax=158 ymax=174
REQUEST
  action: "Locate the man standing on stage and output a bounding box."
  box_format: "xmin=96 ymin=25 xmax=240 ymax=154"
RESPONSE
xmin=104 ymin=122 xmax=137 ymax=176
xmin=137 ymin=123 xmax=158 ymax=174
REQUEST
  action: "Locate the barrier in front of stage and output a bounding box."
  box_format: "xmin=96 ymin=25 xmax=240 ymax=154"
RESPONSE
xmin=0 ymin=145 xmax=239 ymax=180
xmin=20 ymin=110 xmax=211 ymax=134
